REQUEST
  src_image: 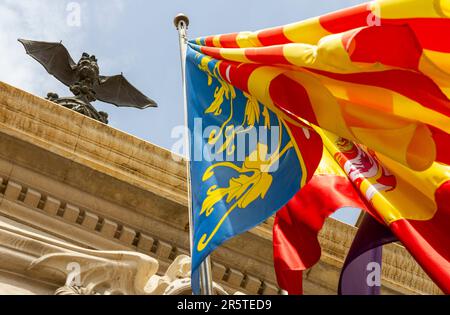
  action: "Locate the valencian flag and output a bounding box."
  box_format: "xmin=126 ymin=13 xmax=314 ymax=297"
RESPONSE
xmin=191 ymin=0 xmax=449 ymax=171
xmin=273 ymin=142 xmax=396 ymax=295
xmin=320 ymin=129 xmax=450 ymax=293
xmin=273 ymin=147 xmax=374 ymax=295
xmin=187 ymin=0 xmax=450 ymax=293
xmin=186 ymin=47 xmax=323 ymax=293
xmin=275 ymin=127 xmax=449 ymax=294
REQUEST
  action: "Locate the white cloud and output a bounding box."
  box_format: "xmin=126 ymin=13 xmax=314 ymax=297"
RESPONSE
xmin=0 ymin=1 xmax=84 ymax=97
xmin=87 ymin=0 xmax=125 ymax=31
xmin=81 ymin=0 xmax=131 ymax=74
xmin=0 ymin=0 xmax=127 ymax=98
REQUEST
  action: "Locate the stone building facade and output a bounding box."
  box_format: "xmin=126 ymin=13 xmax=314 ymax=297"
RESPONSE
xmin=0 ymin=81 xmax=442 ymax=295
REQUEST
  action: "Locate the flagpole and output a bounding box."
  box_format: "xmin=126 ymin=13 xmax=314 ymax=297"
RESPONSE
xmin=174 ymin=13 xmax=214 ymax=296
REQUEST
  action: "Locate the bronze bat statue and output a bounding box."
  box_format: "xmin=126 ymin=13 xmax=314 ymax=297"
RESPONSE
xmin=19 ymin=39 xmax=157 ymax=124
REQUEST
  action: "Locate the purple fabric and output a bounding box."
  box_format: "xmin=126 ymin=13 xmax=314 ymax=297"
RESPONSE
xmin=338 ymin=214 xmax=397 ymax=295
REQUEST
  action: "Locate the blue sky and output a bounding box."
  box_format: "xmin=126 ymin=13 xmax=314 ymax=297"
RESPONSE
xmin=0 ymin=0 xmax=366 ymax=224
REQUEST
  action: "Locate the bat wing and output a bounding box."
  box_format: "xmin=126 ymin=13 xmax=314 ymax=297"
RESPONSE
xmin=18 ymin=39 xmax=77 ymax=87
xmin=95 ymin=74 xmax=157 ymax=109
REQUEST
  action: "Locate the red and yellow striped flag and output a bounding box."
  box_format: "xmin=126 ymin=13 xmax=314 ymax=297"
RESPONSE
xmin=190 ymin=0 xmax=450 ymax=172
xmin=190 ymin=0 xmax=450 ymax=293
xmin=318 ymin=127 xmax=450 ymax=293
xmin=273 ymin=147 xmax=374 ymax=295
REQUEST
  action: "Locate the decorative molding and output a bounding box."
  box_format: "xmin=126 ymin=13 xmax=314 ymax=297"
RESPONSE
xmin=55 ymin=286 xmax=99 ymax=296
xmin=0 ymin=173 xmax=276 ymax=295
xmin=0 ymin=81 xmax=187 ymax=207
xmin=30 ymin=250 xmax=159 ymax=295
xmin=0 ymin=218 xmax=229 ymax=295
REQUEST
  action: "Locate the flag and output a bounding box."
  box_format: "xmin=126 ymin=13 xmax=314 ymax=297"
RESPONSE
xmin=185 ymin=46 xmax=323 ymax=293
xmin=273 ymin=145 xmax=379 ymax=294
xmin=319 ymin=128 xmax=450 ymax=293
xmin=190 ymin=0 xmax=450 ymax=171
xmin=338 ymin=214 xmax=397 ymax=295
xmin=189 ymin=0 xmax=450 ymax=294
xmin=275 ymin=127 xmax=449 ymax=294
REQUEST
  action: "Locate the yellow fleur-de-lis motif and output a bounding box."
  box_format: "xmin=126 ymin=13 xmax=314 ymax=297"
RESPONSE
xmin=198 ymin=56 xmax=236 ymax=118
xmin=195 ymin=54 xmax=297 ymax=253
xmin=200 ymin=144 xmax=273 ymax=218
xmin=204 ymin=77 xmax=236 ymax=117
xmin=197 ymin=55 xmax=213 ymax=86
xmin=242 ymin=92 xmax=260 ymax=126
xmin=210 ymin=125 xmax=236 ymax=156
xmin=262 ymin=106 xmax=271 ymax=129
xmin=198 ymin=57 xmax=238 ymax=155
xmin=197 ymin=143 xmax=288 ymax=252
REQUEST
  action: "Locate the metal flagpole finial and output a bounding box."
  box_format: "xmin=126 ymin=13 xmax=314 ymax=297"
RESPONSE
xmin=174 ymin=13 xmax=190 ymax=30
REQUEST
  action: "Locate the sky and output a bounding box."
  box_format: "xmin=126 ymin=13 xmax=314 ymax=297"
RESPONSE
xmin=0 ymin=0 xmax=367 ymax=225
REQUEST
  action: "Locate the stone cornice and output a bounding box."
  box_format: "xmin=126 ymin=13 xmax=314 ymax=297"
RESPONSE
xmin=0 ymin=82 xmax=188 ymax=207
xmin=0 ymin=151 xmax=278 ymax=294
xmin=0 ymin=217 xmax=230 ymax=295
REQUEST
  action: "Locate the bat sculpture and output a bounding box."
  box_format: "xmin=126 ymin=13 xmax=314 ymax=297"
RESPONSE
xmin=19 ymin=39 xmax=157 ymax=124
